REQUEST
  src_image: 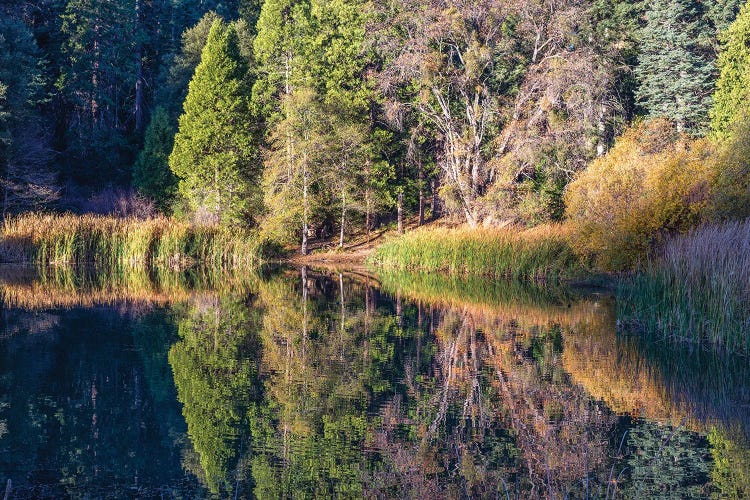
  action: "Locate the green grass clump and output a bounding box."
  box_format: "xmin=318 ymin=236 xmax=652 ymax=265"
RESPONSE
xmin=368 ymin=225 xmax=583 ymax=281
xmin=0 ymin=213 xmax=262 ymax=271
xmin=618 ymin=220 xmax=750 ymax=354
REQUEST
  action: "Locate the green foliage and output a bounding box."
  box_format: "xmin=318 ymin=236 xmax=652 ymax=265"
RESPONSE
xmin=254 ymin=0 xmax=386 ymax=250
xmin=133 ymin=107 xmax=177 ymax=211
xmin=155 ymin=11 xmax=222 ymax=121
xmin=0 ymin=15 xmax=58 ymax=213
xmin=58 ymin=0 xmax=139 ymax=182
xmin=707 ymin=116 xmax=750 ymax=220
xmin=635 ymin=0 xmax=715 ymax=135
xmin=251 ymin=0 xmax=311 ymax=120
xmin=169 ymin=292 xmax=260 ymax=493
xmin=710 ymin=1 xmax=750 ymax=137
xmin=169 ymin=19 xmax=260 ymax=226
xmin=261 ymin=87 xmax=322 ymax=247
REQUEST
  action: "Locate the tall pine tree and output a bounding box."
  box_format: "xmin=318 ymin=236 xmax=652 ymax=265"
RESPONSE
xmin=169 ymin=19 xmax=259 ymax=226
xmin=0 ymin=15 xmax=58 ymax=216
xmin=635 ymin=0 xmax=715 ymax=134
xmin=133 ymin=107 xmax=177 ymax=210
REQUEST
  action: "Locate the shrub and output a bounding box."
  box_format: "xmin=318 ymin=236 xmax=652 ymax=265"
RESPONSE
xmin=564 ymin=119 xmax=714 ymax=271
xmin=706 ymin=116 xmax=750 ymax=221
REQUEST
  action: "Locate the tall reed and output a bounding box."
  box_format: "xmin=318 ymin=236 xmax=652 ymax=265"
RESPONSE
xmin=618 ymin=220 xmax=750 ymax=354
xmin=368 ymin=225 xmax=583 ymax=281
xmin=0 ymin=213 xmax=262 ymax=270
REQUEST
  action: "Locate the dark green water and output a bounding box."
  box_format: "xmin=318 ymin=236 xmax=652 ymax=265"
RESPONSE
xmin=0 ymin=267 xmax=748 ymax=498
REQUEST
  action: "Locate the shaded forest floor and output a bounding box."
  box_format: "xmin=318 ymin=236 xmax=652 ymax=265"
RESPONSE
xmin=281 ymin=215 xmax=447 ymax=267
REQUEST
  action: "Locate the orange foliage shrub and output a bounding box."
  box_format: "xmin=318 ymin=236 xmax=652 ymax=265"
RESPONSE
xmin=564 ymin=119 xmax=715 ymax=271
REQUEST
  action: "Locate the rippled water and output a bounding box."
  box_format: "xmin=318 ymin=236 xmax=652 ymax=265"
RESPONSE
xmin=0 ymin=266 xmax=748 ymax=498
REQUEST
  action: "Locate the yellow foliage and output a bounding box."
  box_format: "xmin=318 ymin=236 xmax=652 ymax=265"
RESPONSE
xmin=564 ymin=119 xmax=715 ymax=271
xmin=707 ymin=115 xmax=750 ymax=221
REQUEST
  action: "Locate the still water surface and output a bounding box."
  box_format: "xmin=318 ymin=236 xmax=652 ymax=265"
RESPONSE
xmin=0 ymin=267 xmax=748 ymax=498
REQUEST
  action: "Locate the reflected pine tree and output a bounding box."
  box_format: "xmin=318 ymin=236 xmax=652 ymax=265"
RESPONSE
xmin=168 ymin=291 xmax=262 ymax=494
xmin=250 ymin=271 xmax=373 ymax=498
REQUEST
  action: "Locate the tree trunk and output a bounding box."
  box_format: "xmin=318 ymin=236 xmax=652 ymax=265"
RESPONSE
xmin=339 ymin=189 xmax=346 ymax=248
xmin=92 ymin=24 xmax=100 ymax=127
xmin=285 ymin=53 xmax=294 ymax=182
xmin=301 ymin=152 xmax=309 ymax=255
xmin=2 ymin=176 xmax=9 ymax=220
xmin=431 ymin=179 xmax=440 ymax=220
xmin=397 ymin=192 xmax=404 ymax=234
xmin=365 ymin=190 xmax=372 ymax=243
xmin=214 ymin=165 xmax=221 ymax=224
xmin=134 ymin=0 xmax=144 ymax=133
xmin=418 ymin=162 xmax=425 ymax=226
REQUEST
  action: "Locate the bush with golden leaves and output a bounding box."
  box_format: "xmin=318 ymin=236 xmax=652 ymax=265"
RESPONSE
xmin=564 ymin=119 xmax=714 ymax=271
xmin=707 ymin=115 xmax=750 ymax=221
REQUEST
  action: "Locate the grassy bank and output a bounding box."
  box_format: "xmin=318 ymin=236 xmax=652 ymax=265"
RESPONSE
xmin=618 ymin=220 xmax=750 ymax=354
xmin=0 ymin=213 xmax=262 ymax=270
xmin=368 ymin=225 xmax=583 ymax=281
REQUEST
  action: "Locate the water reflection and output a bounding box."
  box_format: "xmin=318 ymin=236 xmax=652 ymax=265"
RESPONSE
xmin=0 ymin=266 xmax=748 ymax=498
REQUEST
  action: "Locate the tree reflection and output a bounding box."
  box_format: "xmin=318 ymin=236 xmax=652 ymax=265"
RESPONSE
xmin=2 ymin=267 xmax=748 ymax=497
xmin=168 ymin=291 xmax=261 ymax=495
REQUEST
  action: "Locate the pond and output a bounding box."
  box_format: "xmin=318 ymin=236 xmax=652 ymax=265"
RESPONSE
xmin=0 ymin=266 xmax=748 ymax=498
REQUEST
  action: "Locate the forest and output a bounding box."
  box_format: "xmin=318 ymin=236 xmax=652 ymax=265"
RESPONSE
xmin=1 ymin=0 xmax=750 ymax=351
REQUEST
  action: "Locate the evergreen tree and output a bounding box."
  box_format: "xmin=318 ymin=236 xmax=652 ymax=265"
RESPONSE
xmin=0 ymin=15 xmax=58 ymax=215
xmin=252 ymin=0 xmax=311 ymax=121
xmin=255 ymin=0 xmax=390 ymax=249
xmin=169 ymin=19 xmax=259 ymax=226
xmin=711 ymin=0 xmax=750 ymax=136
xmin=59 ymin=0 xmax=139 ymax=182
xmin=262 ymin=88 xmax=322 ymax=254
xmin=133 ymin=107 xmax=177 ymax=210
xmin=156 ymin=11 xmax=222 ymax=121
xmin=635 ymin=0 xmax=715 ymax=135
xmin=707 ymin=0 xmax=745 ymax=33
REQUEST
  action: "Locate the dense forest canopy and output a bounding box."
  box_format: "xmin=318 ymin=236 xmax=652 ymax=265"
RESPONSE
xmin=1 ymin=0 xmax=749 ymax=252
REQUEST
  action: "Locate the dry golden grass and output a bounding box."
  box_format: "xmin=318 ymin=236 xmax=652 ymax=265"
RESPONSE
xmin=0 ymin=212 xmax=261 ymax=269
xmin=620 ymin=220 xmax=750 ymax=354
xmin=369 ymin=223 xmax=582 ymax=280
